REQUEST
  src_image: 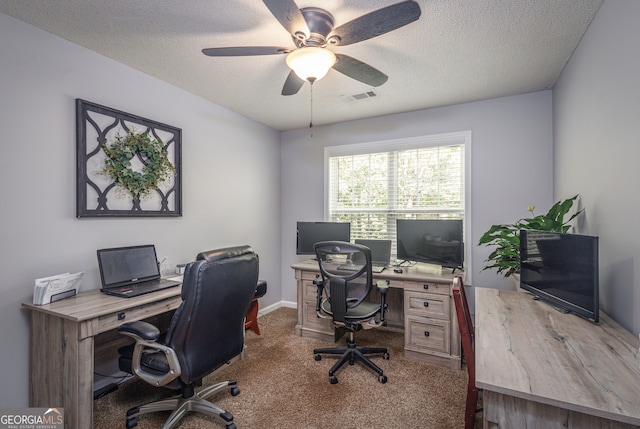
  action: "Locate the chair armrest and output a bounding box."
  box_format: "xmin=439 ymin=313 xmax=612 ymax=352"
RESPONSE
xmin=131 ymin=342 xmax=182 ymax=387
xmin=376 ymin=280 xmax=390 ymax=294
xmin=118 ymin=321 xmax=160 ymax=341
xmin=313 ymin=275 xmax=324 ymax=312
xmin=118 ymin=321 xmax=181 ymax=387
xmin=314 ymin=275 xmax=332 ymax=319
xmin=376 ymin=280 xmax=390 ymax=324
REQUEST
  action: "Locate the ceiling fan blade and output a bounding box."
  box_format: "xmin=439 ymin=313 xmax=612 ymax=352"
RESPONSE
xmin=263 ymin=0 xmax=310 ymax=39
xmin=202 ymin=46 xmax=291 ymax=56
xmin=281 ymin=70 xmax=305 ymax=96
xmin=328 ymin=0 xmax=421 ymax=46
xmin=332 ymin=54 xmax=388 ymax=87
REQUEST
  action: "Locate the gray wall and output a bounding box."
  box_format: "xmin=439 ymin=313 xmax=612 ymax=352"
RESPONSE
xmin=0 ymin=13 xmax=281 ymax=406
xmin=280 ymin=91 xmax=554 ymax=306
xmin=11 ymin=0 xmax=630 ymax=410
xmin=554 ymin=0 xmax=640 ymax=334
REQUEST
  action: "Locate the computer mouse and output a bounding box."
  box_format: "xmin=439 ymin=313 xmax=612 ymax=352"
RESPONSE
xmin=393 ymin=267 xmax=403 ymax=274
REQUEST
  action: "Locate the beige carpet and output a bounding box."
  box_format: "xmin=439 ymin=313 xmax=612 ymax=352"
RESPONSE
xmin=94 ymin=307 xmax=478 ymax=429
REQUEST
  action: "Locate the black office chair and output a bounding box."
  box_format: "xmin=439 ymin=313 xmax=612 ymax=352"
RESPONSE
xmin=117 ymin=245 xmax=259 ymax=429
xmin=312 ymin=241 xmax=390 ymax=384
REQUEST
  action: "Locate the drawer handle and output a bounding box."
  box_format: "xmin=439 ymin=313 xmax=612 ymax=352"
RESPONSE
xmin=424 ymin=331 xmax=430 ymax=337
xmin=118 ymin=312 xmax=126 ymax=321
xmin=423 ymin=302 xmax=429 ymax=307
xmin=423 ymin=284 xmax=430 ymax=290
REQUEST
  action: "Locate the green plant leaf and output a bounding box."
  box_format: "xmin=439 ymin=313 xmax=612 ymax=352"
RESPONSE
xmin=478 ymin=195 xmax=583 ymax=277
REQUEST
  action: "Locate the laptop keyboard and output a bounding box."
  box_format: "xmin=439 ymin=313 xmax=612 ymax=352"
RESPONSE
xmin=128 ymin=279 xmax=162 ymax=289
xmin=110 ymin=278 xmax=180 ymax=297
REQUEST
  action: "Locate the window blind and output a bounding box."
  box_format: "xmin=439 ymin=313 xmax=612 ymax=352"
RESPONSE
xmin=328 ymin=144 xmax=465 ymax=257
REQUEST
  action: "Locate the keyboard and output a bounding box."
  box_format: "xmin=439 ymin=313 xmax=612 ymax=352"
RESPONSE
xmin=337 ymin=264 xmax=386 ymax=273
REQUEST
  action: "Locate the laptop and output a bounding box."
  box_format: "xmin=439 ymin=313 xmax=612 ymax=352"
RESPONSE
xmin=97 ymin=244 xmax=181 ymax=298
xmin=338 ymin=239 xmax=392 ymax=273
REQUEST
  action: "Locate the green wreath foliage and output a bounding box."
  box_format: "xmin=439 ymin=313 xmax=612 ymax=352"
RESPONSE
xmin=100 ymin=130 xmax=176 ymax=199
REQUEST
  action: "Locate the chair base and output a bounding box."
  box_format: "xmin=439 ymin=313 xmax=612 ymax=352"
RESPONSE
xmin=125 ymin=380 xmax=240 ymax=429
xmin=313 ymin=335 xmax=389 ymax=384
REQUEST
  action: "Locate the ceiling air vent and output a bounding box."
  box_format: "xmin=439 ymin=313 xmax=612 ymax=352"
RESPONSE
xmin=341 ymin=90 xmax=378 ymax=102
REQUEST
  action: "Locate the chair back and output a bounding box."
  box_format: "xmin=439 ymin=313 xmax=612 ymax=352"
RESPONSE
xmin=452 ymin=276 xmax=474 ymax=365
xmin=165 ymin=245 xmax=259 ymax=384
xmin=455 ymin=276 xmax=474 ymax=342
xmin=314 ymin=241 xmax=373 ymax=324
xmin=452 ymin=276 xmax=479 ymax=429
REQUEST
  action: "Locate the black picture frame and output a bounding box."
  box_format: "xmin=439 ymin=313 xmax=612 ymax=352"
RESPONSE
xmin=76 ymin=99 xmax=182 ymax=217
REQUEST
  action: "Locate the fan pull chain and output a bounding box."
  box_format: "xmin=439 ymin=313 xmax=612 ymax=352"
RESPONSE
xmin=309 ymin=80 xmax=314 ymax=137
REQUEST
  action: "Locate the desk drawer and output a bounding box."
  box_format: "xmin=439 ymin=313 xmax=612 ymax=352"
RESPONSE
xmin=299 ymin=269 xmax=319 ymax=281
xmin=403 ymin=280 xmax=450 ymax=295
xmin=405 ymin=315 xmax=450 ymax=354
xmin=95 ymin=295 xmax=182 ymax=335
xmin=405 ymin=291 xmax=450 ymax=320
xmin=303 ymin=280 xmax=321 ymax=300
xmin=302 ymin=299 xmax=333 ymax=333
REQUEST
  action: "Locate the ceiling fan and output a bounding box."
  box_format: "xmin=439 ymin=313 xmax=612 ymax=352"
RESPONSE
xmin=202 ymin=0 xmax=422 ymax=96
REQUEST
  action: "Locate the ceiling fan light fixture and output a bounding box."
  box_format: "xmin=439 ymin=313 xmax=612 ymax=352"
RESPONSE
xmin=286 ymin=47 xmax=336 ymax=82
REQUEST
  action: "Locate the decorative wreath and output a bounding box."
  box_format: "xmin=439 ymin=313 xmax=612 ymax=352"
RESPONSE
xmin=100 ymin=130 xmax=176 ymax=199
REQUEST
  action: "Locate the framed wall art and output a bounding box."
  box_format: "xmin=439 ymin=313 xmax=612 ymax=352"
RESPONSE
xmin=76 ymin=99 xmax=182 ymax=217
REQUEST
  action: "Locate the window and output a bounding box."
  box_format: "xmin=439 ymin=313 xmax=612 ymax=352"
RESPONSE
xmin=325 ymin=132 xmax=470 ymax=263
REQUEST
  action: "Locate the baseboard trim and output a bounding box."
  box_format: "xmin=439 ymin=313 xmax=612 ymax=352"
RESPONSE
xmin=258 ymin=300 xmax=296 ymax=317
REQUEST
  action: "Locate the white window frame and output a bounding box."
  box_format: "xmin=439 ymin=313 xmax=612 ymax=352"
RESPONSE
xmin=324 ymin=131 xmax=472 ymax=279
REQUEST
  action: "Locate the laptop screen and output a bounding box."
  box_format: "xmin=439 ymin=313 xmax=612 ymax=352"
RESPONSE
xmin=354 ymin=239 xmax=392 ymax=265
xmin=97 ymin=245 xmax=160 ymax=288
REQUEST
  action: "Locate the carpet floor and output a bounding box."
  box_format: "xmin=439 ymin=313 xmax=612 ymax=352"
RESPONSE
xmin=94 ymin=307 xmax=480 ymax=429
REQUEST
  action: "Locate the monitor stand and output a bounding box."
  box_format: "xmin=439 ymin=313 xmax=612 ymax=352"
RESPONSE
xmin=532 ymin=296 xmax=570 ymax=314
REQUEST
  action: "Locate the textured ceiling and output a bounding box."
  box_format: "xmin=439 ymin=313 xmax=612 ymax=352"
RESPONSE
xmin=0 ymin=0 xmax=602 ymax=131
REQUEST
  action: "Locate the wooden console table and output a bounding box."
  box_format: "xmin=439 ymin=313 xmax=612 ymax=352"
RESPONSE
xmin=475 ymin=288 xmax=640 ymax=428
xmin=292 ymin=260 xmax=461 ymax=369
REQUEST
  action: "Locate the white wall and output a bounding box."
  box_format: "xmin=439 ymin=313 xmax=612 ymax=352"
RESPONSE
xmin=553 ymin=0 xmax=640 ymax=334
xmin=0 ymin=13 xmax=281 ymax=406
xmin=280 ymin=91 xmax=554 ymax=307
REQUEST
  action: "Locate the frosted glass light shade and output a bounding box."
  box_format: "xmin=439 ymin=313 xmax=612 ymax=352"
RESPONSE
xmin=286 ymin=47 xmax=336 ymax=82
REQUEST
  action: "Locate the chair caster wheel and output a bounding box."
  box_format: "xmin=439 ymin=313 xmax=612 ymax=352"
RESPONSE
xmin=379 ymin=375 xmax=388 ymax=383
xmin=126 ymin=418 xmax=138 ymax=428
xmin=227 ymin=424 xmax=237 ymax=429
xmin=330 ymin=376 xmax=338 ymax=384
xmin=230 ymin=386 xmax=240 ymax=396
xmin=314 ymin=354 xmax=322 ymax=361
xmin=383 ymin=352 xmax=390 ymax=360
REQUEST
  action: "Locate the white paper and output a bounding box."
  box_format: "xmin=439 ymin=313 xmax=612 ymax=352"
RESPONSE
xmin=33 ymin=272 xmax=84 ymax=305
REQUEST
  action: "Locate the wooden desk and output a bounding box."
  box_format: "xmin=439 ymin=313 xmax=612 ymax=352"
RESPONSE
xmin=292 ymin=260 xmax=461 ymax=369
xmin=475 ymin=288 xmax=640 ymax=428
xmin=22 ymin=286 xmax=183 ymax=429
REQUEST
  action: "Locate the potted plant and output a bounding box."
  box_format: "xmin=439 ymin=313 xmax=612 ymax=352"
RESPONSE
xmin=478 ymin=195 xmax=584 ymax=278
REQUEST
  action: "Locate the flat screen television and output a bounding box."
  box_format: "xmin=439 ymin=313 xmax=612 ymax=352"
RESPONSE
xmin=296 ymin=221 xmax=351 ymax=255
xmin=519 ymin=230 xmax=599 ymax=323
xmin=396 ymin=219 xmax=464 ymax=270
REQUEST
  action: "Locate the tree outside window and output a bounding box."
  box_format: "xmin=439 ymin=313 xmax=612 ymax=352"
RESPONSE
xmin=328 ymin=144 xmax=464 ymax=258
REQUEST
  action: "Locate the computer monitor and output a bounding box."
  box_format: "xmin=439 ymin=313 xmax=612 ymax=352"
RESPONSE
xmin=354 ymin=239 xmax=392 ymax=265
xmin=396 ymin=219 xmax=464 ymax=270
xmin=296 ymin=221 xmax=351 ymax=255
xmin=520 ymin=230 xmax=599 ymax=323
